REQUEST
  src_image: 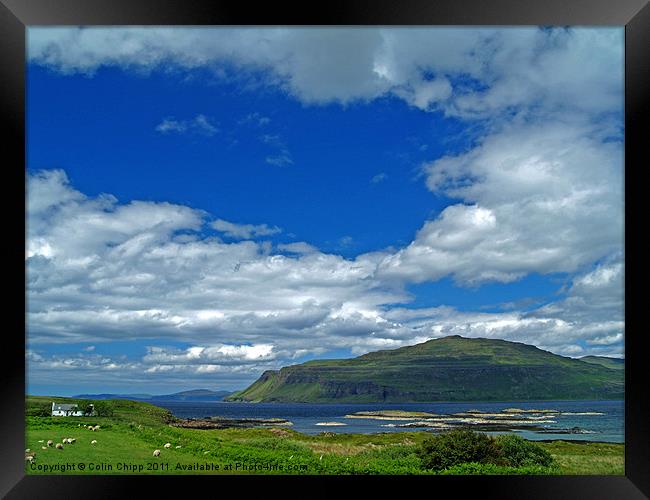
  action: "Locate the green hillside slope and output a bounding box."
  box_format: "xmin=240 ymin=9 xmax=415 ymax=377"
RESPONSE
xmin=578 ymin=356 xmax=624 ymax=370
xmin=226 ymin=336 xmax=624 ymax=403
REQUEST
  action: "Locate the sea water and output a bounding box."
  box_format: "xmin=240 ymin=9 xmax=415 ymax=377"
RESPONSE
xmin=153 ymin=399 xmax=624 ymax=443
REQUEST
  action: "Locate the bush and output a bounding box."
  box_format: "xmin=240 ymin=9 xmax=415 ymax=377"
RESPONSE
xmin=362 ymin=444 xmax=419 ymax=460
xmin=91 ymin=401 xmax=114 ymax=417
xmin=496 ymin=434 xmax=554 ymax=467
xmin=240 ymin=437 xmax=310 ymax=453
xmin=26 ymin=403 xmax=51 ymax=417
xmin=416 ymin=429 xmax=503 ymax=471
xmin=439 ymin=462 xmax=559 ymax=475
xmin=416 ymin=430 xmax=556 ymax=472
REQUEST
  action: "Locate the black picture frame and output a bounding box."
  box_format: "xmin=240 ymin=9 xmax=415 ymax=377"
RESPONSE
xmin=2 ymin=0 xmax=647 ymax=497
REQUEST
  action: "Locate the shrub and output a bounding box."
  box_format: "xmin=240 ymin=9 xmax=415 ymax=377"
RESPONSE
xmin=91 ymin=401 xmax=114 ymax=417
xmin=362 ymin=444 xmax=419 ymax=460
xmin=416 ymin=429 xmax=503 ymax=471
xmin=26 ymin=403 xmax=51 ymax=417
xmin=439 ymin=462 xmax=559 ymax=475
xmin=496 ymin=434 xmax=554 ymax=467
xmin=239 ymin=437 xmax=310 ymax=453
xmin=416 ymin=430 xmax=556 ymax=473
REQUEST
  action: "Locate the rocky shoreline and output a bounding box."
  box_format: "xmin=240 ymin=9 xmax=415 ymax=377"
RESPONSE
xmin=169 ymin=407 xmax=603 ymax=435
xmin=344 ymin=408 xmax=599 ymax=434
xmin=171 ymin=417 xmax=293 ymax=430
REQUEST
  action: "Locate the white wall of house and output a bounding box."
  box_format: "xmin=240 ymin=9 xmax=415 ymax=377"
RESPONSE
xmin=51 ymin=402 xmax=86 ymax=416
xmin=51 ymin=409 xmax=84 ymax=416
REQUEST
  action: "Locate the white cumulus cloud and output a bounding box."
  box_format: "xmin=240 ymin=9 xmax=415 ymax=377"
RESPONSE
xmin=211 ymin=218 xmax=282 ymax=240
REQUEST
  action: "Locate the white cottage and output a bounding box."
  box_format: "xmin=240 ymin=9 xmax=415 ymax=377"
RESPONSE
xmin=51 ymin=402 xmax=93 ymax=417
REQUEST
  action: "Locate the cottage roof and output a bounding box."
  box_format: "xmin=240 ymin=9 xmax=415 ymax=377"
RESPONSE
xmin=52 ymin=403 xmax=79 ymax=411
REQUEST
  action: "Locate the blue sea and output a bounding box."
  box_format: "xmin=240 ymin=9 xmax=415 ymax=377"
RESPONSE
xmin=153 ymin=399 xmax=624 ymax=443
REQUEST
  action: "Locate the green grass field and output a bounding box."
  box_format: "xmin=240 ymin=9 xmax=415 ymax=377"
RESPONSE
xmin=25 ymin=397 xmax=624 ymax=475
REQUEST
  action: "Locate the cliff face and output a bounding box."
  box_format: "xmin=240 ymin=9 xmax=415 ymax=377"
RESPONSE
xmin=226 ymin=336 xmax=624 ymax=403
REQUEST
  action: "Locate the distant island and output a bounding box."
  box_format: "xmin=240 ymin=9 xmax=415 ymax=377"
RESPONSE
xmin=74 ymin=389 xmax=232 ymax=402
xmin=226 ymin=336 xmax=624 ymax=403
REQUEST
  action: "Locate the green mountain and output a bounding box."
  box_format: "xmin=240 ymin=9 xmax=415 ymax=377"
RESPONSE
xmin=226 ymin=336 xmax=624 ymax=403
xmin=578 ymin=356 xmax=624 ymax=370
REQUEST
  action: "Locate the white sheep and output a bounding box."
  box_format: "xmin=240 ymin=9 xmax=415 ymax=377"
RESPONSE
xmin=91 ymin=440 xmax=97 ymax=444
xmin=163 ymin=443 xmax=171 ymax=449
xmin=41 ymin=446 xmax=47 ymax=450
xmin=175 ymin=445 xmax=181 ymax=449
xmin=37 ymin=440 xmax=44 ymax=443
xmin=25 ymin=449 xmax=30 ymax=453
xmin=47 ymin=440 xmax=53 ymax=447
xmin=153 ymin=449 xmax=161 ymax=457
xmin=55 ymin=443 xmax=63 ymax=449
xmin=25 ymin=456 xmax=34 ymax=463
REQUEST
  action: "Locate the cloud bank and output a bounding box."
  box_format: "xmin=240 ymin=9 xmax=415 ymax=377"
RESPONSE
xmin=28 ymin=27 xmax=622 ymax=119
xmin=26 ymin=168 xmax=623 ymax=389
xmin=26 ymin=26 xmax=624 ymax=390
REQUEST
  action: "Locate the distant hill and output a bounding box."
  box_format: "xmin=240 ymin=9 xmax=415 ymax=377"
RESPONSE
xmin=73 ymin=393 xmax=154 ymax=400
xmin=150 ymin=389 xmax=233 ymax=401
xmin=226 ymin=336 xmax=624 ymax=403
xmin=74 ymin=389 xmax=232 ymax=402
xmin=579 ymin=356 xmax=624 ymax=370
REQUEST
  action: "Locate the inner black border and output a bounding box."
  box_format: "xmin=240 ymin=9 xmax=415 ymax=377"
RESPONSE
xmin=1 ymin=1 xmax=647 ymax=498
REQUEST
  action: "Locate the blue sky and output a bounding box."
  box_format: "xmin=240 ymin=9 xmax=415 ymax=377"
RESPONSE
xmin=27 ymin=64 xmax=472 ymax=258
xmin=26 ymin=27 xmax=624 ymax=395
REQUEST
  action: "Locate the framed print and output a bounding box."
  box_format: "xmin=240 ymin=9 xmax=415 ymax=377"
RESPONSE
xmin=2 ymin=0 xmax=648 ymax=498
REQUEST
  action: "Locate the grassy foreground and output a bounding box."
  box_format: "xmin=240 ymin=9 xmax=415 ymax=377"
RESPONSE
xmin=25 ymin=397 xmax=623 ymax=475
